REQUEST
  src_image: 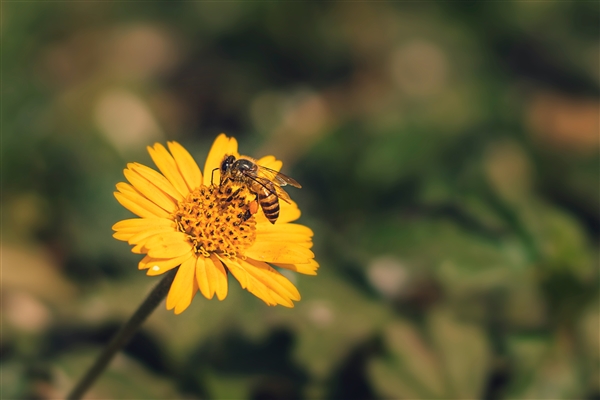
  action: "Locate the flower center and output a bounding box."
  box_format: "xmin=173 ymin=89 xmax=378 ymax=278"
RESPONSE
xmin=174 ymin=182 xmax=257 ymax=258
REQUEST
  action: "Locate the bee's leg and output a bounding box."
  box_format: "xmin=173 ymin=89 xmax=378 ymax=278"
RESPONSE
xmin=225 ymin=187 xmax=243 ymax=203
xmin=211 ymin=167 xmax=219 ymax=186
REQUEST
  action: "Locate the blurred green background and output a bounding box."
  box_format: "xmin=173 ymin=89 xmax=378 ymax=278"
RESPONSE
xmin=2 ymin=2 xmax=599 ymax=399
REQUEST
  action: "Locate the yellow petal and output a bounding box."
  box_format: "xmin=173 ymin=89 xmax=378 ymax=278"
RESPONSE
xmin=124 ymin=168 xmax=177 ymax=213
xmin=113 ymin=228 xmax=171 ymax=243
xmin=284 ymin=240 xmax=313 ymax=249
xmin=244 ymin=241 xmax=314 ymax=264
xmin=132 ymin=243 xmax=149 ymax=254
xmin=209 ymin=255 xmax=229 ymax=300
xmin=127 ymin=228 xmax=175 ymax=246
xmin=249 ymin=280 xmax=281 ymax=306
xmin=139 ymin=252 xmax=193 ymax=275
xmin=278 ymin=200 xmax=302 ymax=223
xmin=255 ymin=232 xmax=312 ymax=245
xmin=256 ymin=155 xmax=282 ymax=172
xmin=274 ymin=259 xmax=320 ymax=275
xmin=219 ymin=255 xmax=299 ymax=307
xmin=147 ymin=239 xmax=193 ymax=259
xmin=195 ymin=254 xmax=228 ymax=300
xmin=258 ymin=223 xmax=313 ymax=236
xmin=144 ymin=231 xmax=188 ymax=247
xmin=256 ymin=223 xmax=314 ymax=242
xmin=114 ymin=189 xmax=169 ymax=219
xmin=113 ymin=231 xmax=135 ymax=241
xmin=130 ymin=162 xmax=183 ymax=201
xmin=146 ymin=243 xmax=192 ymax=259
xmin=147 ymin=143 xmax=189 ymax=197
xmin=202 ymin=133 xmax=239 ymax=186
xmin=167 ymin=257 xmax=197 ymax=313
xmin=244 ymin=258 xmax=300 ymax=301
xmin=112 ymin=218 xmax=175 ymax=240
xmin=167 ymin=141 xmax=203 ymax=192
xmin=112 ymin=218 xmax=174 ymax=232
xmin=195 ymin=257 xmax=212 ymax=299
xmin=254 ymin=234 xmax=312 ymax=248
xmin=176 ymin=279 xmax=198 ymax=314
xmin=224 ymin=258 xmax=278 ymax=305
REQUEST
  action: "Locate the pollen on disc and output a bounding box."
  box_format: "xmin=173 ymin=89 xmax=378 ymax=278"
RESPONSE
xmin=174 ymin=183 xmax=257 ymax=258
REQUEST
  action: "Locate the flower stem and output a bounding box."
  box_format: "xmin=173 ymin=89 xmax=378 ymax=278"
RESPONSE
xmin=66 ymin=268 xmax=178 ymax=400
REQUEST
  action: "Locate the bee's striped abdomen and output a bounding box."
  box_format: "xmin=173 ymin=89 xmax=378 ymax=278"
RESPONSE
xmin=259 ymin=189 xmax=280 ymax=224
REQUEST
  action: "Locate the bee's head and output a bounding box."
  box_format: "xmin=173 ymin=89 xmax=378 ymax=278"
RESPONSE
xmin=220 ymin=155 xmax=236 ymax=174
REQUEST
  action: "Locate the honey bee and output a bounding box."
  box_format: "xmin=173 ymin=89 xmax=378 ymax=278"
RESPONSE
xmin=218 ymin=155 xmax=301 ymax=224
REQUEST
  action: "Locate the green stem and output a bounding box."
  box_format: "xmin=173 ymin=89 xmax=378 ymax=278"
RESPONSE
xmin=66 ymin=268 xmax=178 ymax=400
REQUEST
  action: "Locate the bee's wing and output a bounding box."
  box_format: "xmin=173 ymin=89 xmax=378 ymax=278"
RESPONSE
xmin=256 ymin=165 xmax=302 ymax=188
xmin=273 ymin=184 xmax=292 ymax=204
xmin=252 ymin=175 xmax=293 ymax=204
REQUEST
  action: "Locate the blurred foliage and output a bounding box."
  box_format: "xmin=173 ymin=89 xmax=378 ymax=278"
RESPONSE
xmin=2 ymin=2 xmax=598 ymax=399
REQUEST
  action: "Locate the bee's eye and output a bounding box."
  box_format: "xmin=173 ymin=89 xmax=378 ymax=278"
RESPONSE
xmin=221 ymin=155 xmax=235 ymax=172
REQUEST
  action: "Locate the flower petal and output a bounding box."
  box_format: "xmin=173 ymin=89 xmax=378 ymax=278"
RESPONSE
xmin=144 ymin=231 xmax=187 ymax=245
xmin=195 ymin=257 xmax=212 ymax=299
xmin=146 ymin=232 xmax=194 ymax=259
xmin=166 ymin=257 xmax=197 ymax=314
xmin=139 ymin=252 xmax=193 ymax=275
xmin=112 ymin=218 xmax=174 ymax=232
xmin=123 ymin=168 xmax=177 ymax=213
xmin=219 ymin=255 xmax=300 ymax=307
xmin=278 ymin=200 xmax=302 ymax=223
xmin=274 ymin=259 xmax=320 ymax=275
xmin=127 ymin=228 xmax=175 ymax=246
xmin=112 ymin=218 xmax=175 ymax=241
xmin=256 ymin=155 xmax=282 ymax=172
xmin=221 ymin=256 xmax=279 ymax=306
xmin=257 ymin=223 xmax=313 ymax=236
xmin=147 ymin=243 xmax=193 ymax=259
xmin=148 ymin=143 xmax=190 ymax=197
xmin=132 ymin=242 xmax=149 ymax=254
xmin=113 ymin=225 xmax=174 ymax=243
xmin=256 ymin=223 xmax=314 ymax=241
xmin=202 ymin=133 xmax=239 ymax=186
xmin=114 ymin=186 xmax=170 ymax=219
xmin=245 ymin=258 xmax=300 ymax=300
xmin=168 ymin=141 xmax=203 ymax=192
xmin=245 ymin=241 xmax=315 ymax=265
xmin=255 ymin=232 xmax=312 ymax=245
xmin=112 ymin=231 xmax=135 ymax=241
xmin=196 ymin=254 xmax=228 ymax=300
xmin=130 ymin=162 xmax=183 ymax=201
xmin=176 ymin=279 xmax=198 ymax=314
xmin=209 ymin=255 xmax=229 ymax=300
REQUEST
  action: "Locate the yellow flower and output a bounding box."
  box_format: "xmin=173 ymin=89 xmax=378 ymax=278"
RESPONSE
xmin=112 ymin=134 xmax=318 ymax=314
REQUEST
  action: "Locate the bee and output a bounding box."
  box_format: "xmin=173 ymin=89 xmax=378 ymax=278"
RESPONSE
xmin=218 ymin=155 xmax=301 ymax=224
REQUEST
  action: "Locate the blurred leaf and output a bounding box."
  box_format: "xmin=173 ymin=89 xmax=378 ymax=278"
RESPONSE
xmin=368 ymin=308 xmax=491 ymax=398
xmin=55 ymin=350 xmax=182 ymax=399
xmin=0 ymin=360 xmax=28 ymax=400
xmin=508 ymin=332 xmax=582 ymax=399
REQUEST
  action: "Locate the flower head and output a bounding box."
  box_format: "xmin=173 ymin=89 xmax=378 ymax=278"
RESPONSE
xmin=112 ymin=134 xmax=318 ymax=314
